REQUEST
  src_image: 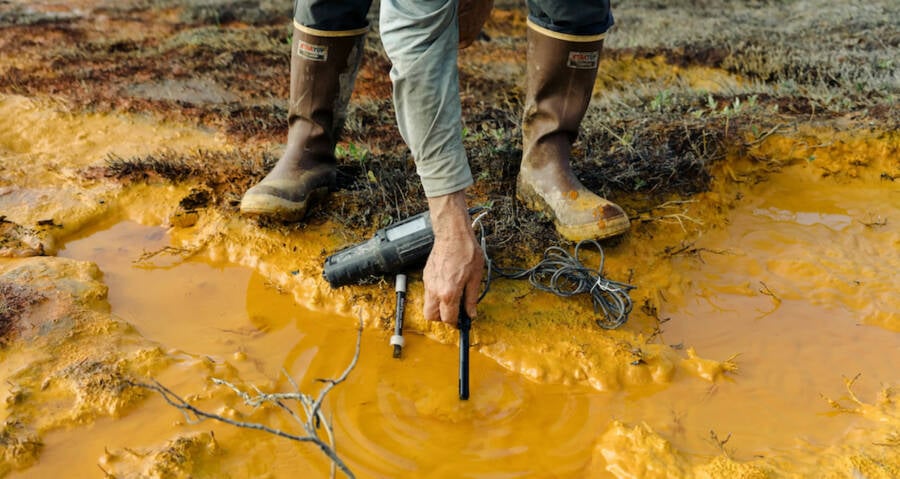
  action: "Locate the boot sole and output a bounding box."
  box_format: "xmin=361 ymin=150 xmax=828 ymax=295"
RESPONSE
xmin=516 ymin=174 xmax=630 ymax=242
xmin=240 ymin=186 xmax=329 ymax=222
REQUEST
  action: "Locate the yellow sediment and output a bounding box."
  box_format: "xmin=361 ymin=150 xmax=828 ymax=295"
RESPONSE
xmin=1 ymin=95 xmax=898 ymax=478
xmin=0 ymin=95 xmax=227 ymax=184
xmin=0 ymin=94 xmax=230 ymax=253
xmin=595 ymin=55 xmax=744 ymax=94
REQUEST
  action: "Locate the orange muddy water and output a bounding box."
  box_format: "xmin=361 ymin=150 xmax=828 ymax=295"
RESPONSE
xmin=16 ymin=160 xmax=894 ymax=477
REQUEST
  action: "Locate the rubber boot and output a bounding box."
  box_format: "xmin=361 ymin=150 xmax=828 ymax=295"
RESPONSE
xmin=240 ymin=26 xmax=365 ymax=221
xmin=458 ymin=0 xmax=493 ymax=49
xmin=518 ymin=22 xmax=630 ymax=241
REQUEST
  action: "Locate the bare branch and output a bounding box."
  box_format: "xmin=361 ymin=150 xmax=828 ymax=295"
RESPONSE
xmin=130 ymin=318 xmax=365 ymax=478
xmin=820 ymin=373 xmax=866 ymax=415
xmin=311 ymin=320 xmax=363 ymax=422
xmin=133 ymin=245 xmax=197 ymax=265
xmin=640 ymin=200 xmax=704 ymax=232
xmin=755 ymin=281 xmax=782 ymax=319
xmin=709 ymin=429 xmax=733 ymax=458
xmin=757 ymin=281 xmax=780 ymax=301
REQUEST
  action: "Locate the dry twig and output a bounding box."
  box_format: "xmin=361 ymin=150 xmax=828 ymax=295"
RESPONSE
xmin=132 ymin=319 xmax=364 ymax=478
xmin=133 ymin=245 xmax=197 ymax=264
xmin=661 ymin=240 xmax=731 ymax=261
xmin=709 ymin=429 xmax=733 ymax=458
xmin=642 ymin=200 xmax=704 ymax=232
xmin=755 ymin=281 xmax=782 ymax=319
xmin=859 ymin=214 xmax=887 ymax=228
xmin=743 ymin=123 xmax=784 ymax=147
xmin=820 ymin=373 xmax=865 ymax=414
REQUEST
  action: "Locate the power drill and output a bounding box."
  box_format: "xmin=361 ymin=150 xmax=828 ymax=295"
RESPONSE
xmin=323 ymin=210 xmax=435 ymax=288
xmin=322 ymin=209 xmax=474 ymax=400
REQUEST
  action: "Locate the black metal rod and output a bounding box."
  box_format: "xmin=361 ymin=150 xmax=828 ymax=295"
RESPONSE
xmin=458 ymin=307 xmax=471 ymax=400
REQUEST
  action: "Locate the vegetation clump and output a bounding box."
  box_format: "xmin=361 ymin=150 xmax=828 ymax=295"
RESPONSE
xmin=2 ymin=0 xmax=896 ymax=254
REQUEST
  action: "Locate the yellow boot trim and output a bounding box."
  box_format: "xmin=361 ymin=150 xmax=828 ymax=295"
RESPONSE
xmin=526 ymin=18 xmax=606 ymax=42
xmin=293 ymin=20 xmax=369 ymax=37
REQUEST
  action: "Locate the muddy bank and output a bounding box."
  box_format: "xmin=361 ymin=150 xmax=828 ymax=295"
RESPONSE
xmin=2 ymin=0 xmax=899 ymax=477
xmin=1 ymin=92 xmax=898 ymax=477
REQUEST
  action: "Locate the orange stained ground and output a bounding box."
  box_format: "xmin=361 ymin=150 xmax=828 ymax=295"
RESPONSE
xmin=22 ymin=157 xmax=896 ymax=477
xmin=1 ymin=96 xmax=898 ymax=478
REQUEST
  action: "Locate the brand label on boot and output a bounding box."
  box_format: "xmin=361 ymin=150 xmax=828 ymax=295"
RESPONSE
xmin=567 ymin=50 xmax=599 ymax=69
xmin=298 ymin=40 xmax=328 ymax=61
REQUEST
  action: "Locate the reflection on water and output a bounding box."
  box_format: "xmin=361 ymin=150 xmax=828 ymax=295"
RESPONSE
xmin=36 ymin=161 xmax=900 ymax=477
xmin=661 ymin=165 xmax=900 ymax=456
xmin=753 ymin=207 xmax=853 ymax=229
xmin=51 ymin=221 xmax=607 ymax=478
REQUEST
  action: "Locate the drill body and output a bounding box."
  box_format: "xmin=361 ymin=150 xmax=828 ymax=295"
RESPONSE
xmin=323 ymin=211 xmax=435 ymax=287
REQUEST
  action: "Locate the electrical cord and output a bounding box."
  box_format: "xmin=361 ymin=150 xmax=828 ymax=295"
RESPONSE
xmin=471 ymin=207 xmax=635 ymax=329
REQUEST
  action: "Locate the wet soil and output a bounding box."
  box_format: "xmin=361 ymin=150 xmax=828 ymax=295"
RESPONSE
xmin=1 ymin=0 xmax=899 ymax=478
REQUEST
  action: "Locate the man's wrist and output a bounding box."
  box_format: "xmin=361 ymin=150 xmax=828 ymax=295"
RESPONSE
xmin=427 ymin=190 xmax=471 ymax=239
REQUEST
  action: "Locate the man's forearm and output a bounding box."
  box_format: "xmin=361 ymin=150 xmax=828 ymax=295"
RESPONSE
xmin=380 ymin=0 xmax=483 ymax=326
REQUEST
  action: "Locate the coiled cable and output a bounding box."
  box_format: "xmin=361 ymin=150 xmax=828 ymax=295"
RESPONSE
xmin=471 ymin=208 xmax=635 ymax=329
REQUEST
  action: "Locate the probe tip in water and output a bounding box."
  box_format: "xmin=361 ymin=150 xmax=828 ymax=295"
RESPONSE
xmin=390 ymin=334 xmax=405 ymax=359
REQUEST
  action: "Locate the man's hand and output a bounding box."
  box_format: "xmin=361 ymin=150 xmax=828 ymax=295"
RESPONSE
xmin=423 ymin=190 xmax=484 ymax=326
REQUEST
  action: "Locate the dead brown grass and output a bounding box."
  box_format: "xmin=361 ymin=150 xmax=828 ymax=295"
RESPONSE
xmin=2 ymin=0 xmax=896 ymax=255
